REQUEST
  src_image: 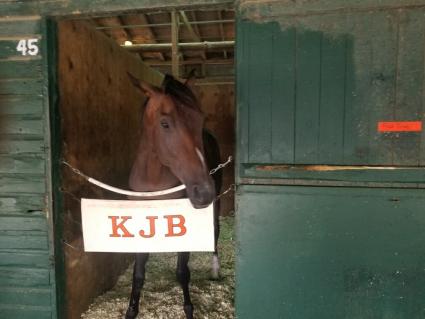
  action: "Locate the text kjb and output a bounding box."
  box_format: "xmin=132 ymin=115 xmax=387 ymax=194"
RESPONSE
xmin=109 ymin=215 xmax=187 ymax=238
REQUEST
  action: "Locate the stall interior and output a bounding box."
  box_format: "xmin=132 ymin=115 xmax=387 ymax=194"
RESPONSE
xmin=56 ymin=8 xmax=234 ymax=319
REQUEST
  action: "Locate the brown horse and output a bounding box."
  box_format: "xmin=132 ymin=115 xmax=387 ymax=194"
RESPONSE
xmin=125 ymin=73 xmax=222 ymax=319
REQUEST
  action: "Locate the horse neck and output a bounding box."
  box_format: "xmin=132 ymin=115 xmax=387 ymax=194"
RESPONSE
xmin=129 ymin=132 xmax=180 ymax=192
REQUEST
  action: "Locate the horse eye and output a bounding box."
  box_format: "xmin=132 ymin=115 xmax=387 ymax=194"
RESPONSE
xmin=160 ymin=120 xmax=170 ymax=129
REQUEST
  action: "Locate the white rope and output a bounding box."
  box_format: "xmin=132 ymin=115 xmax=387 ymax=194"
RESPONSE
xmin=62 ymin=156 xmax=232 ymax=198
xmin=62 ymin=161 xmax=185 ymax=197
xmin=88 ymin=177 xmax=186 ymax=197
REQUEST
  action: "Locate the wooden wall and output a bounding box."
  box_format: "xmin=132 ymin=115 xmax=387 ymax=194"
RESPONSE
xmin=58 ymin=20 xmax=162 ymax=319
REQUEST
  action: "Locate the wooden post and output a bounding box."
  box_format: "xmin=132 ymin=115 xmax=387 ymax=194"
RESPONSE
xmin=171 ymin=10 xmax=180 ymax=78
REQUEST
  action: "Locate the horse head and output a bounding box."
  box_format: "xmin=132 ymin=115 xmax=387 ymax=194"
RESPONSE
xmin=128 ymin=73 xmax=215 ymax=209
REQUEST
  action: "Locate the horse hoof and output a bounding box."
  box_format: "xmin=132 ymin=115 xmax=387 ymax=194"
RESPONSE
xmin=124 ymin=306 xmax=139 ymax=319
xmin=184 ymin=304 xmax=194 ymax=319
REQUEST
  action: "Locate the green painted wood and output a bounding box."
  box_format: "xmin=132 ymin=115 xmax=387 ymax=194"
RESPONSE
xmin=0 ymin=232 xmax=48 ymax=250
xmin=0 ymin=266 xmax=50 ymax=287
xmin=0 ymin=175 xmax=45 ymax=194
xmin=0 ymin=0 xmax=233 ymax=16
xmin=0 ymin=305 xmax=52 ymax=319
xmin=295 ymin=30 xmax=321 ymax=164
xmin=318 ymin=35 xmax=346 ymax=164
xmin=236 ymin=185 xmax=425 ymax=319
xmin=366 ymin=12 xmax=398 ymax=165
xmin=242 ymin=164 xmax=425 ymax=184
xmin=0 ymin=40 xmax=42 ymax=59
xmin=392 ymin=10 xmax=424 ymax=165
xmin=239 ymin=0 xmax=425 ymax=19
xmin=247 ymin=22 xmax=272 ymax=162
xmin=0 ymin=196 xmax=44 ymax=215
xmin=0 ymin=250 xmax=50 ymax=268
xmin=0 ymin=60 xmax=43 ymax=79
xmin=271 ymin=26 xmax=295 ymax=163
xmin=0 ymin=155 xmax=45 ymax=174
xmin=0 ymin=17 xmax=41 ymax=36
xmin=238 ymin=9 xmax=425 ymax=171
xmin=0 ymin=287 xmax=51 ymax=307
xmin=0 ymin=216 xmax=47 ymax=231
xmin=0 ymin=96 xmax=43 ymax=116
xmin=0 ymin=78 xmax=43 ymax=95
xmin=236 ymin=18 xmax=249 ymax=165
xmin=0 ymin=117 xmax=43 ymax=135
xmin=0 ymin=138 xmax=45 ymax=154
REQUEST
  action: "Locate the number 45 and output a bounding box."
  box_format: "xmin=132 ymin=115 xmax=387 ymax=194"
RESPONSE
xmin=16 ymin=39 xmax=39 ymax=56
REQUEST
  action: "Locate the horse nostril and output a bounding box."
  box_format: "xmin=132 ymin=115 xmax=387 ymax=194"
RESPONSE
xmin=192 ymin=185 xmax=201 ymax=199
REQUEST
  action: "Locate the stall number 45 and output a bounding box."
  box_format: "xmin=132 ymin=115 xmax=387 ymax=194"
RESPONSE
xmin=16 ymin=39 xmax=39 ymax=56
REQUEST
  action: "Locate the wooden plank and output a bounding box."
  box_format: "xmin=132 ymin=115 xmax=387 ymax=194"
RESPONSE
xmin=0 ymin=138 xmax=45 ymax=155
xmin=0 ymin=195 xmax=44 ymax=215
xmin=0 ymin=0 xmax=233 ymax=16
xmin=393 ymin=10 xmax=424 ymax=165
xmin=0 ymin=175 xmax=45 ymax=194
xmin=240 ymin=0 xmax=425 ymax=18
xmin=0 ymin=216 xmax=47 ymax=231
xmin=343 ymin=15 xmax=373 ymax=165
xmin=0 ymin=96 xmax=43 ymax=116
xmin=247 ymin=22 xmax=272 ymax=163
xmin=0 ymin=266 xmax=50 ymax=287
xmin=294 ymin=30 xmax=321 ymax=164
xmin=367 ymin=12 xmax=399 ymax=165
xmin=0 ymin=249 xmax=50 ymax=268
xmin=0 ymin=155 xmax=45 ymax=174
xmin=0 ymin=232 xmax=48 ymax=250
xmin=0 ymin=304 xmax=52 ymax=319
xmin=0 ymin=287 xmax=51 ymax=307
xmin=0 ymin=39 xmax=42 ymax=60
xmin=270 ymin=27 xmax=296 ymax=163
xmin=0 ymin=78 xmax=42 ymax=95
xmin=236 ymin=185 xmax=425 ymax=318
xmin=0 ymin=117 xmax=43 ymax=135
xmin=0 ymin=59 xmax=42 ymax=79
xmin=237 ymin=18 xmax=249 ymax=164
xmin=0 ymin=18 xmax=41 ymax=36
xmin=318 ymin=33 xmax=347 ymax=164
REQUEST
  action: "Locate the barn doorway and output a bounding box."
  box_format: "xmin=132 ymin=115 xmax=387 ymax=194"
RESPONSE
xmin=52 ymin=6 xmax=235 ymax=319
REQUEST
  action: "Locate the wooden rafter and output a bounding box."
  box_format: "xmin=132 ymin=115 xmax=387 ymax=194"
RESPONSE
xmin=171 ymin=10 xmax=180 ymax=78
xmin=217 ymin=10 xmax=228 ymax=59
xmin=179 ymin=10 xmax=206 ymax=61
xmin=120 ymin=13 xmax=165 ymax=61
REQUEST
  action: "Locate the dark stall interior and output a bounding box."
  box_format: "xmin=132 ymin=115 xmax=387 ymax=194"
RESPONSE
xmin=56 ymin=8 xmax=234 ymax=319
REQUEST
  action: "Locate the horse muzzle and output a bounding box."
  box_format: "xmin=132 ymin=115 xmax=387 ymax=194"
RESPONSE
xmin=187 ymin=181 xmax=215 ymax=209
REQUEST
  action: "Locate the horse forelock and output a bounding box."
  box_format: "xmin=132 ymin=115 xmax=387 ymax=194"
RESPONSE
xmin=163 ymin=74 xmax=201 ymax=112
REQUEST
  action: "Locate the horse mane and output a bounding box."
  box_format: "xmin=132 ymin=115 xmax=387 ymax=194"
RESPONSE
xmin=162 ymin=74 xmax=200 ymax=111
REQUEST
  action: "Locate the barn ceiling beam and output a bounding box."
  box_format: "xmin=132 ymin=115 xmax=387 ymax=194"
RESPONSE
xmin=95 ymin=19 xmax=234 ymax=30
xmin=122 ymin=40 xmax=234 ymax=52
xmin=171 ymin=10 xmax=180 ymax=78
xmin=179 ymin=10 xmax=206 ymax=61
xmin=217 ymin=10 xmax=228 ymax=59
xmin=145 ymin=58 xmax=234 ymax=66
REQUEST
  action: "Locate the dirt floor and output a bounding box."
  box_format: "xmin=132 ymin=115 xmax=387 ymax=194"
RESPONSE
xmin=81 ymin=216 xmax=235 ymax=319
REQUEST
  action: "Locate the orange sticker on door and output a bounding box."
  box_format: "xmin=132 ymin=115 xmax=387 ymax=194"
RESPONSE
xmin=378 ymin=121 xmax=422 ymax=132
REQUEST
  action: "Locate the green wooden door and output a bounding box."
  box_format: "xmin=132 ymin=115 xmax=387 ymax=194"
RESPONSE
xmin=236 ymin=1 xmax=425 ymax=318
xmin=0 ymin=17 xmax=56 ymax=319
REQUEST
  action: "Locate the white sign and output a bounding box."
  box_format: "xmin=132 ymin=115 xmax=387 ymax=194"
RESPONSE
xmin=81 ymin=198 xmax=214 ymax=253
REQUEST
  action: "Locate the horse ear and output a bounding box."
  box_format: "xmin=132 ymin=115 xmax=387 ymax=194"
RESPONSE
xmin=127 ymin=72 xmax=158 ymax=97
xmin=183 ymin=69 xmax=197 ymax=88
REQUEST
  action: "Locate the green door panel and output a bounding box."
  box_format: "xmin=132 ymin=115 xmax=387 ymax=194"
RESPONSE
xmin=236 ymin=185 xmax=425 ymax=319
xmin=237 ymin=9 xmax=425 ymax=169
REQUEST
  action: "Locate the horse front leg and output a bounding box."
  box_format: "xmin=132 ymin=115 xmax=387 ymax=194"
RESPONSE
xmin=177 ymin=252 xmax=193 ymax=319
xmin=211 ymin=201 xmax=221 ymax=280
xmin=125 ymin=253 xmax=149 ymax=319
